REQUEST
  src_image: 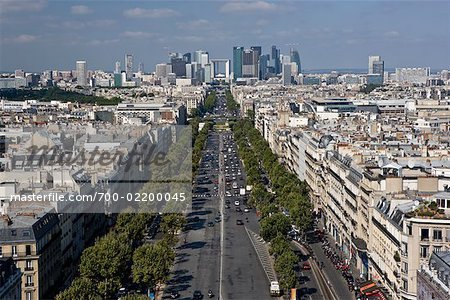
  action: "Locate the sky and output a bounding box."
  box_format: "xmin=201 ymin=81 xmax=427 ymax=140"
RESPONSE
xmin=0 ymin=0 xmax=449 ymax=72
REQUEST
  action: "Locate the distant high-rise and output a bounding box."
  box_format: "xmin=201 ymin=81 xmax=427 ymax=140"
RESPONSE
xmin=233 ymin=46 xmax=244 ymax=80
xmin=194 ymin=50 xmax=207 ymax=64
xmin=76 ymin=60 xmax=87 ymax=86
xmin=250 ymin=46 xmax=262 ymax=60
xmin=171 ymin=57 xmax=186 ymax=77
xmin=242 ymin=49 xmax=258 ymax=78
xmin=290 ymin=49 xmax=301 ymax=74
xmin=156 ymin=64 xmax=168 ymax=78
xmin=138 ymin=62 xmax=144 ymax=73
xmin=125 ymin=54 xmax=133 ymax=80
xmin=115 ymin=61 xmax=121 ymax=73
xmin=258 ymin=54 xmax=269 ymax=80
xmin=368 ymin=55 xmax=384 ymax=83
xmin=282 ymin=63 xmax=292 ymax=85
xmin=271 ymin=45 xmax=281 ymax=74
xmin=183 ymin=53 xmax=191 ymax=64
xmin=368 ymin=56 xmax=382 ymax=74
xmin=200 ymin=53 xmax=209 ymax=67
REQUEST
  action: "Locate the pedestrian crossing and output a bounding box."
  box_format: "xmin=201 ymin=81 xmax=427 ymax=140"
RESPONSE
xmin=193 ymin=194 xmax=219 ymax=198
xmin=246 ymin=228 xmax=278 ymax=283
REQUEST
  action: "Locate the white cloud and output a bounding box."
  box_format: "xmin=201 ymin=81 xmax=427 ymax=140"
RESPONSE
xmin=0 ymin=0 xmax=46 ymax=13
xmin=121 ymin=31 xmax=154 ymax=38
xmin=61 ymin=19 xmax=115 ymax=29
xmin=123 ymin=8 xmax=179 ymax=18
xmin=4 ymin=34 xmax=40 ymax=43
xmin=176 ymin=19 xmax=210 ymax=30
xmin=70 ymin=5 xmax=93 ymax=15
xmin=87 ymin=39 xmax=120 ymax=46
xmin=384 ymin=31 xmax=400 ymax=38
xmin=220 ymin=1 xmax=277 ymax=13
xmin=176 ymin=36 xmax=205 ymax=43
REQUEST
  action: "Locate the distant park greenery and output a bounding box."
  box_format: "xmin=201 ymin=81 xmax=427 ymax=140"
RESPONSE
xmin=0 ymin=87 xmax=122 ymax=105
xmin=191 ymin=117 xmax=213 ymax=175
xmin=225 ymin=89 xmax=239 ymax=111
xmin=360 ymin=84 xmax=381 ymax=94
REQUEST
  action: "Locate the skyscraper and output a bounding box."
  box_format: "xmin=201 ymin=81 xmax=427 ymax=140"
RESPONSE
xmin=76 ymin=60 xmax=87 ymax=86
xmin=171 ymin=57 xmax=186 ymax=77
xmin=368 ymin=55 xmax=384 ymax=83
xmin=115 ymin=61 xmax=121 ymax=74
xmin=183 ymin=53 xmax=191 ymax=64
xmin=242 ymin=49 xmax=258 ymax=78
xmin=282 ymin=63 xmax=292 ymax=85
xmin=125 ymin=54 xmax=133 ymax=80
xmin=250 ymin=46 xmax=262 ymax=60
xmin=194 ymin=50 xmax=207 ymax=64
xmin=368 ymin=56 xmax=382 ymax=74
xmin=258 ymin=54 xmax=268 ymax=80
xmin=271 ymin=45 xmax=281 ymax=74
xmin=233 ymin=46 xmax=244 ymax=80
xmin=290 ymin=48 xmax=301 ymax=74
xmin=138 ymin=62 xmax=144 ymax=73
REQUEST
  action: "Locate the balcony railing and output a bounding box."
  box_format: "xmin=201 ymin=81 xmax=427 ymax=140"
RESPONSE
xmin=25 ymin=282 xmax=34 ymax=287
xmin=24 ymin=267 xmax=34 ymax=271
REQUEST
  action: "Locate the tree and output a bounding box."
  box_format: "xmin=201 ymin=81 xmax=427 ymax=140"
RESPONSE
xmin=56 ymin=278 xmax=100 ymax=300
xmin=160 ymin=213 xmax=186 ymax=246
xmin=269 ymin=234 xmax=290 ymax=257
xmin=79 ymin=232 xmax=132 ymax=299
xmin=132 ymin=241 xmax=175 ymax=289
xmin=260 ymin=213 xmax=291 ymax=242
xmin=274 ymin=249 xmax=299 ymax=291
xmin=116 ymin=213 xmax=153 ymax=242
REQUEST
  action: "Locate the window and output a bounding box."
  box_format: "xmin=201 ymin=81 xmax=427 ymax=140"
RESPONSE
xmin=0 ymin=246 xmax=2 ymax=257
xmin=407 ymin=225 xmax=412 ymax=235
xmin=11 ymin=230 xmax=16 ymax=236
xmin=421 ymin=228 xmax=429 ymax=241
xmin=25 ymin=245 xmax=31 ymax=256
xmin=12 ymin=245 xmax=17 ymax=256
xmin=26 ymin=275 xmax=33 ymax=286
xmin=26 ymin=260 xmax=32 ymax=270
xmin=26 ymin=292 xmax=32 ymax=300
xmin=420 ymin=246 xmax=429 ymax=258
xmin=403 ymin=279 xmax=408 ymax=291
xmin=433 ymin=230 xmax=442 ymax=241
xmin=434 ymin=246 xmax=442 ymax=253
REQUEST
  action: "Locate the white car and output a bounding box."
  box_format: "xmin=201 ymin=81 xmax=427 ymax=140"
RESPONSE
xmin=234 ymin=200 xmax=240 ymax=206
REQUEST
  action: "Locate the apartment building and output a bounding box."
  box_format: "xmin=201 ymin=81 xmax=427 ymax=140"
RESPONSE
xmin=251 ymin=86 xmax=450 ymax=300
xmin=0 ymin=257 xmax=21 ymax=300
xmin=417 ymin=251 xmax=450 ymax=300
xmin=0 ymin=205 xmax=61 ymax=300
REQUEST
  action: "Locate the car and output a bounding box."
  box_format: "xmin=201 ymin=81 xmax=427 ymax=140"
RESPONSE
xmin=236 ymin=207 xmax=242 ymax=212
xmin=244 ymin=208 xmax=250 ymax=213
xmin=193 ymin=290 xmax=203 ymax=299
xmin=207 ymin=222 xmax=214 ymax=227
xmin=117 ymin=287 xmax=127 ymax=297
xmin=214 ymin=217 xmax=221 ymax=223
xmin=302 ymin=262 xmax=311 ymax=270
xmin=234 ymin=200 xmax=240 ymax=206
xmin=225 ymin=204 xmax=230 ymax=209
xmin=236 ymin=219 xmax=244 ymax=225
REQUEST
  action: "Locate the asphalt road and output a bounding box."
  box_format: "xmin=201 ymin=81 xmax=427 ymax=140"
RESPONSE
xmin=220 ymin=131 xmax=271 ymax=300
xmin=164 ymin=133 xmax=222 ymax=300
xmin=165 ymin=94 xmax=271 ymax=300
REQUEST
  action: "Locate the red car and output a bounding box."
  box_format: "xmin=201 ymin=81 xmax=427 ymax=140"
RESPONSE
xmin=302 ymin=262 xmax=311 ymax=270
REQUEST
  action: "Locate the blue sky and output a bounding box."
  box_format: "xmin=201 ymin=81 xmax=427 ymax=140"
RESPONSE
xmin=0 ymin=0 xmax=449 ymax=72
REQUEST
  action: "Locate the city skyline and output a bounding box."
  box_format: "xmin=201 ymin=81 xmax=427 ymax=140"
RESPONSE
xmin=1 ymin=0 xmax=449 ymax=72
